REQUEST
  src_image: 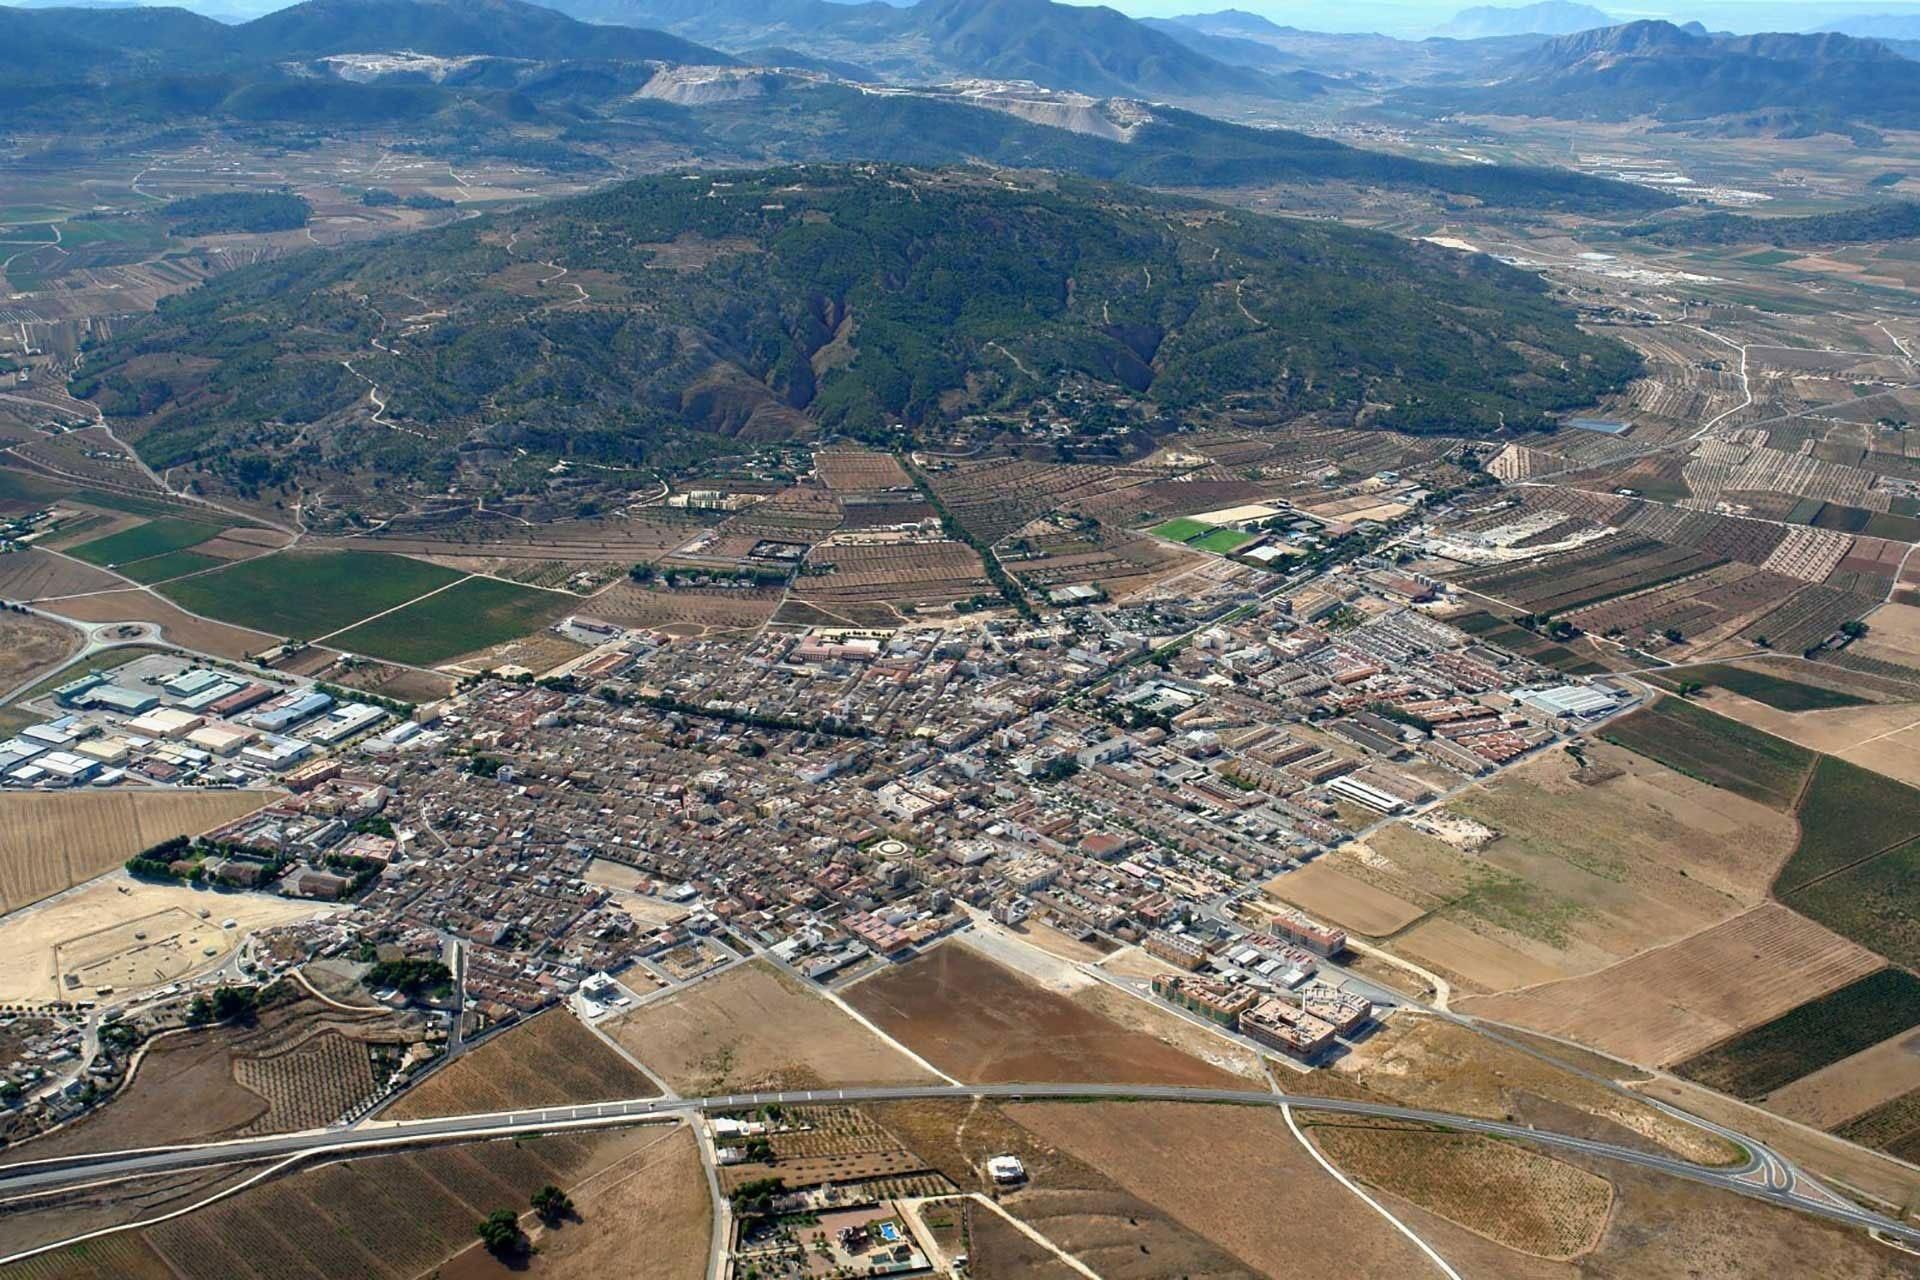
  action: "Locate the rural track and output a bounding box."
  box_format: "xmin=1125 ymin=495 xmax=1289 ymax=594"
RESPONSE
xmin=2 ymin=1081 xmax=1915 ymax=1251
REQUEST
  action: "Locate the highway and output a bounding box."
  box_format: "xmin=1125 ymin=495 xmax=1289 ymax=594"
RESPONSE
xmin=4 ymin=1081 xmax=1917 ymax=1248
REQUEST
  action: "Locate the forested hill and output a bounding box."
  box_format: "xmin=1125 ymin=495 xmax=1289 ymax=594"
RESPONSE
xmin=72 ymin=167 xmax=1640 ymax=498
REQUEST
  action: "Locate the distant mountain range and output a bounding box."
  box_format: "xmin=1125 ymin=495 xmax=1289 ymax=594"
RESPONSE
xmin=0 ymin=0 xmax=730 ymax=77
xmin=1437 ymin=0 xmax=1612 ymax=38
xmin=1394 ymin=19 xmax=1920 ymax=133
xmin=539 ymin=0 xmax=1325 ymax=102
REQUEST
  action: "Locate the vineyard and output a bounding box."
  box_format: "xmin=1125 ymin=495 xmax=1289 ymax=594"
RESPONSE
xmin=1837 ymin=1085 xmax=1920 ymax=1161
xmin=385 ymin=1007 xmax=653 ymax=1120
xmin=1451 ymin=537 xmax=1723 ymax=615
xmin=1674 ymin=970 xmax=1920 ymax=1098
xmin=234 ymin=1028 xmax=381 ymax=1134
xmin=142 ymin=1131 xmax=628 ymax=1280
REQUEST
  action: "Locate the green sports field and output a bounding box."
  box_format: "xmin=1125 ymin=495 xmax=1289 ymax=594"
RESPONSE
xmin=1149 ymin=517 xmax=1212 ymax=543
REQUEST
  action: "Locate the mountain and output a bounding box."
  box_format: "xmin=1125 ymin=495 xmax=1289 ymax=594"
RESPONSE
xmin=662 ymin=79 xmax=1671 ymax=213
xmin=542 ymin=0 xmax=1316 ymax=102
xmin=229 ymin=0 xmax=729 ymax=60
xmin=1437 ymin=1 xmax=1611 ymax=38
xmin=1394 ymin=19 xmax=1920 ymax=131
xmin=0 ymin=0 xmax=733 ymax=78
xmin=1159 ymin=11 xmax=1548 ymax=83
xmin=71 ymin=166 xmax=1640 ymax=497
xmin=1622 ymin=200 xmax=1920 ymax=248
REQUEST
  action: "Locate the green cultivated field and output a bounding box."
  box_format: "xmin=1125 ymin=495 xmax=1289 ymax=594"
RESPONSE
xmin=1149 ymin=517 xmax=1211 ymax=543
xmin=1192 ymin=528 xmax=1255 ymax=554
xmin=113 ymin=549 xmax=224 ymax=585
xmin=1782 ymin=838 xmax=1920 ymax=972
xmin=1775 ymin=757 xmax=1920 ymax=891
xmin=160 ymin=550 xmax=460 ymax=641
xmin=69 ymin=517 xmax=223 ymax=568
xmin=1599 ymin=695 xmax=1813 ymax=808
xmin=1675 ymin=970 xmax=1920 ymax=1099
xmin=327 ymin=576 xmax=572 ymax=666
xmin=1655 ymin=663 xmax=1870 ymax=712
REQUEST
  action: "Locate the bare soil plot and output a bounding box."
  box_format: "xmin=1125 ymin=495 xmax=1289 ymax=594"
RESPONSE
xmin=1302 ymin=1116 xmax=1612 ymax=1259
xmin=0 ymin=789 xmax=281 ymax=912
xmin=874 ymin=1099 xmax=1262 ymax=1280
xmin=1458 ymin=904 xmax=1884 ymax=1068
xmin=1264 ymin=862 xmax=1427 ymax=936
xmin=42 ymin=589 xmax=277 ymax=659
xmin=963 ymin=1202 xmax=1082 ymax=1280
xmin=1067 ymin=975 xmax=1267 ymax=1082
xmin=0 ymin=613 xmax=81 ymax=692
xmin=1765 ymin=1027 xmax=1920 ymax=1129
xmin=1392 ymin=916 xmax=1570 ymax=993
xmin=603 ymin=960 xmax=935 ymax=1093
xmin=584 ymin=580 xmax=782 ymax=636
xmin=1678 ymin=688 xmax=1920 ymax=785
xmin=843 ymin=940 xmax=1240 ymax=1087
xmin=434 ymin=1125 xmax=710 ymax=1280
xmin=1329 ymin=1013 xmax=1734 ymax=1165
xmin=387 ymin=1008 xmax=655 ymax=1119
xmin=1009 ymin=1101 xmax=1438 ymax=1278
xmin=0 ymin=548 xmax=126 ymax=599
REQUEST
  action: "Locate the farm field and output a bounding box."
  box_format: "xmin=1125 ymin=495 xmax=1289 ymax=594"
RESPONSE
xmin=874 ymin=1098 xmax=1273 ymax=1279
xmin=453 ymin=1124 xmax=710 ymax=1279
xmin=0 ymin=1233 xmax=176 ymax=1279
xmin=1774 ymin=756 xmax=1920 ymax=891
xmin=814 ymin=447 xmax=911 ymax=492
xmin=0 ymin=613 xmax=80 ymax=698
xmin=1262 ymin=862 xmax=1427 ymax=936
xmin=1840 ymin=1085 xmax=1920 ymax=1162
xmin=1459 ymin=905 xmax=1887 ymax=1069
xmin=1782 ymin=836 xmax=1920 ymax=970
xmin=0 ymin=548 xmax=129 ymax=600
xmin=0 ymin=874 xmax=323 ymax=1005
xmin=324 ymin=575 xmax=571 ymax=665
xmin=1673 ymin=688 xmax=1920 ymax=786
xmin=1007 ymin=1100 xmax=1436 ymax=1277
xmin=585 ymin=580 xmax=783 ymax=638
xmin=1674 ymin=969 xmax=1920 ymax=1099
xmin=602 ymin=960 xmax=936 ymax=1093
xmin=386 ymin=1008 xmax=655 ymax=1119
xmin=0 ymin=1163 xmax=258 ymax=1261
xmin=1451 ymin=536 xmax=1723 ymax=616
xmin=843 ymin=940 xmax=1240 ymax=1088
xmin=67 ymin=517 xmax=225 ymax=569
xmin=0 ymin=788 xmax=281 ymax=912
xmin=1301 ymin=1116 xmax=1612 ymax=1259
xmin=1352 ymin=740 xmax=1801 ymax=991
xmin=1653 ymin=663 xmax=1871 ymax=710
xmin=158 ymin=550 xmax=460 ymax=641
xmin=1599 ymin=694 xmax=1814 ymax=808
xmin=136 ymin=1128 xmax=663 ymax=1280
xmin=1764 ymin=1027 xmax=1920 ymax=1130
xmin=961 ymin=1203 xmax=1082 ymax=1280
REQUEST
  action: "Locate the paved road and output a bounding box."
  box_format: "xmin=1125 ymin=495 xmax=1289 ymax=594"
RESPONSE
xmin=4 ymin=1081 xmax=1915 ymax=1246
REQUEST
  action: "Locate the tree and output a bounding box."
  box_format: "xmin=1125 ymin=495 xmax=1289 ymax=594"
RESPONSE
xmin=477 ymin=1209 xmax=525 ymax=1256
xmin=1841 ymin=620 xmax=1870 ymax=640
xmin=531 ymin=1185 xmax=573 ymax=1223
xmin=1663 ymin=628 xmax=1684 ymax=644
